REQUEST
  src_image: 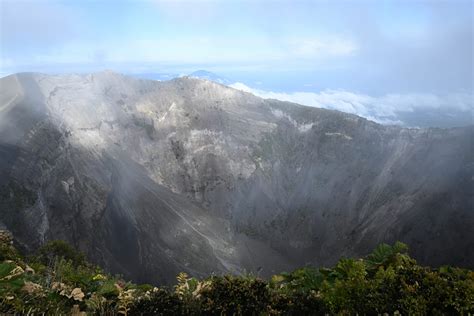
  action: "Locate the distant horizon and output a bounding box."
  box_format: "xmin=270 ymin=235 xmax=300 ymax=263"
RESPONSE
xmin=1 ymin=0 xmax=472 ymax=127
xmin=2 ymin=68 xmax=472 ymax=129
xmin=2 ymin=1 xmax=472 ymax=89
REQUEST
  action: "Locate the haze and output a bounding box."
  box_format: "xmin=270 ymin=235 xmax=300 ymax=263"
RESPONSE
xmin=0 ymin=0 xmax=472 ymax=126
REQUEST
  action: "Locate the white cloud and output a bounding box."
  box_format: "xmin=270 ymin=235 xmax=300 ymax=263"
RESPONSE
xmin=289 ymin=37 xmax=358 ymax=58
xmin=0 ymin=1 xmax=80 ymax=45
xmin=230 ymin=82 xmax=473 ymax=127
xmin=1 ymin=32 xmax=357 ymax=73
xmin=0 ymin=58 xmax=14 ymax=69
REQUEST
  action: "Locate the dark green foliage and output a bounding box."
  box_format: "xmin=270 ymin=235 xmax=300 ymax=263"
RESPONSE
xmin=0 ymin=230 xmax=22 ymax=263
xmin=0 ymin=245 xmax=17 ymax=262
xmin=35 ymin=240 xmax=86 ymax=267
xmin=269 ymin=290 xmax=326 ymax=315
xmin=268 ymin=267 xmax=327 ymax=314
xmin=0 ymin=262 xmax=26 ymax=294
xmin=198 ymin=275 xmax=270 ymax=315
xmin=365 ymin=241 xmax=409 ymax=270
xmin=1 ymin=235 xmax=473 ymax=315
xmin=270 ymin=267 xmax=323 ymax=293
xmin=269 ymin=242 xmax=474 ymax=315
xmin=129 ymin=289 xmax=184 ymax=316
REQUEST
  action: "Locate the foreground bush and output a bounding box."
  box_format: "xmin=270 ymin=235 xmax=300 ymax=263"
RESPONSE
xmin=0 ymin=232 xmax=473 ymax=315
xmin=197 ymin=275 xmax=270 ymax=315
xmin=129 ymin=288 xmax=184 ymax=316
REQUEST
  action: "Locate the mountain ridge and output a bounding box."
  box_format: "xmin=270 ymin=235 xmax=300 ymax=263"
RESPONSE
xmin=0 ymin=71 xmax=472 ymax=284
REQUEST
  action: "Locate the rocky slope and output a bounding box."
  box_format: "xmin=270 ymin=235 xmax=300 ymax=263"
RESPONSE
xmin=0 ymin=71 xmax=472 ymax=284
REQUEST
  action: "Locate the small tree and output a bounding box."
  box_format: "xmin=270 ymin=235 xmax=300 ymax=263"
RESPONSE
xmin=36 ymin=240 xmax=86 ymax=267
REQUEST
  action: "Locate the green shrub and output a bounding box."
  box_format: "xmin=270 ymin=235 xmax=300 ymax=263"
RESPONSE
xmin=35 ymin=240 xmax=86 ymax=267
xmin=0 ymin=231 xmax=21 ymax=262
xmin=1 ymin=238 xmax=473 ymax=315
xmin=97 ymin=279 xmax=120 ymax=299
xmin=269 ymin=290 xmax=326 ymax=315
xmin=320 ymin=259 xmax=370 ymax=314
xmin=0 ymin=261 xmax=26 ymax=295
xmin=269 ymin=267 xmax=328 ymax=314
xmin=129 ymin=288 xmax=184 ymax=316
xmin=365 ymin=241 xmax=409 ymax=271
xmin=199 ymin=275 xmax=270 ymax=315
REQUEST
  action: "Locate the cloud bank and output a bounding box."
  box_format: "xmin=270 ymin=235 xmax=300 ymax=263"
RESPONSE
xmin=1 ymin=0 xmax=472 ymax=95
xmin=230 ymin=83 xmax=473 ymax=127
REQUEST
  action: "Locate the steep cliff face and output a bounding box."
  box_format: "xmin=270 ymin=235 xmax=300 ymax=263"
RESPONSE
xmin=0 ymin=72 xmax=472 ymax=283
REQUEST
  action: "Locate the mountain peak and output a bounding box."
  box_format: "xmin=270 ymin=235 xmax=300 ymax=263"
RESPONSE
xmin=189 ymin=70 xmax=231 ymax=85
xmin=1 ymin=71 xmax=472 ymax=285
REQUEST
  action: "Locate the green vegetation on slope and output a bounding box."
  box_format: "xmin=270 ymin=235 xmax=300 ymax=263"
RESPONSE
xmin=0 ymin=230 xmax=473 ymax=315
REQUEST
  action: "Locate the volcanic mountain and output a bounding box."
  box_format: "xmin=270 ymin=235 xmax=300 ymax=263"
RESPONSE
xmin=0 ymin=71 xmax=472 ymax=284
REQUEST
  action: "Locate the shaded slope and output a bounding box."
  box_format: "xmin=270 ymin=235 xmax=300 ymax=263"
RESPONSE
xmin=0 ymin=71 xmax=472 ymax=284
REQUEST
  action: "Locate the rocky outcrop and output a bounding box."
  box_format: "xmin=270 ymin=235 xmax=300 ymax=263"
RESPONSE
xmin=0 ymin=71 xmax=472 ymax=284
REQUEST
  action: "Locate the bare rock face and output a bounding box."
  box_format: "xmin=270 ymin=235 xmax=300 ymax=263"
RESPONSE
xmin=0 ymin=71 xmax=472 ymax=284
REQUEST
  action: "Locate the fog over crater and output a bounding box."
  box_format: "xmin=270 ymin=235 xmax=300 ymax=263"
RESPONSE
xmin=0 ymin=72 xmax=472 ymax=284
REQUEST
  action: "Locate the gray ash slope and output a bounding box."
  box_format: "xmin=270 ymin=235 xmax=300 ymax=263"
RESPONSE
xmin=0 ymin=71 xmax=472 ymax=284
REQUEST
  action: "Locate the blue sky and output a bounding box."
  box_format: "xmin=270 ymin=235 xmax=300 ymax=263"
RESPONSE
xmin=0 ymin=0 xmax=472 ymax=126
